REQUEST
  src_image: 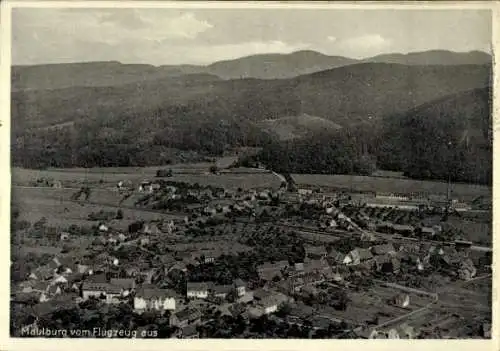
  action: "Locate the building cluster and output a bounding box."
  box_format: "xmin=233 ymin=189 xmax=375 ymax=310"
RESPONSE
xmin=11 ymin=177 xmax=490 ymax=339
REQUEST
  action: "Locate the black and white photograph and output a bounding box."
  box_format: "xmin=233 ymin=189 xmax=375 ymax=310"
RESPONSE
xmin=3 ymin=1 xmax=496 ymax=345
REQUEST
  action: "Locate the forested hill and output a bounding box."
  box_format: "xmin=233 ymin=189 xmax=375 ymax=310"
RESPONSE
xmin=376 ymin=87 xmax=492 ymax=185
xmin=254 ymin=87 xmax=492 ymax=185
xmin=11 ymin=62 xmax=493 ymax=185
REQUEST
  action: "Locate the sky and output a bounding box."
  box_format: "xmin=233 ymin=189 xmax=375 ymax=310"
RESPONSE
xmin=11 ymin=7 xmax=492 ymax=66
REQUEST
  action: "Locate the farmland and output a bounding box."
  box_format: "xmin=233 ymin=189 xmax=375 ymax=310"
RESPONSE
xmin=12 ymin=166 xmax=280 ymax=190
xmin=292 ymin=174 xmax=491 ymax=201
xmin=11 ymin=186 xmax=182 ymax=230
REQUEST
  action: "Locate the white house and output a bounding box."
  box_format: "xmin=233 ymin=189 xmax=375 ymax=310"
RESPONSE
xmin=81 ymin=282 xmax=121 ymax=304
xmin=186 ymin=282 xmax=211 ymax=300
xmin=393 ymin=293 xmax=410 ymax=308
xmin=98 ymin=224 xmax=109 ymax=232
xmin=257 ymin=292 xmax=289 ymax=315
xmin=134 ymin=287 xmax=177 ymax=313
xmin=234 ymin=279 xmax=246 ymax=297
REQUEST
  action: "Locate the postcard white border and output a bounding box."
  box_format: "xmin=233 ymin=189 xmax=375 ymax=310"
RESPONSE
xmin=1 ymin=1 xmax=498 ymax=351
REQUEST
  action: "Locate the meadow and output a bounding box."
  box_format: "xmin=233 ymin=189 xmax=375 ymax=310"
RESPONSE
xmin=12 ymin=166 xmax=280 ymax=190
xmin=12 ymin=186 xmax=182 ymax=231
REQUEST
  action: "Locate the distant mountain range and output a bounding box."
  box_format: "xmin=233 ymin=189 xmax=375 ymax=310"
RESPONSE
xmin=12 ymin=62 xmax=491 ymax=134
xmin=11 ymin=49 xmax=492 ymax=90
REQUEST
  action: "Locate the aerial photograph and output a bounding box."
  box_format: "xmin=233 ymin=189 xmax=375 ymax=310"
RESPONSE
xmin=9 ymin=5 xmax=493 ymax=340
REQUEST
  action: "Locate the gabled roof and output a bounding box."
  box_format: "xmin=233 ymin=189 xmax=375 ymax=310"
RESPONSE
xmin=109 ymin=278 xmax=136 ymax=290
xmin=186 ymin=282 xmax=213 ymax=291
xmin=392 ymin=224 xmax=415 ymax=232
xmin=305 ymin=245 xmax=327 ymax=255
xmin=233 ymin=278 xmax=246 ymax=287
xmin=257 ymin=260 xmax=289 ymax=271
xmin=213 ymin=285 xmax=232 ymax=294
xmin=136 ymin=286 xmax=178 ymax=299
xmin=82 ymin=282 xmax=121 ymax=294
xmin=175 ymin=307 xmax=201 ymax=322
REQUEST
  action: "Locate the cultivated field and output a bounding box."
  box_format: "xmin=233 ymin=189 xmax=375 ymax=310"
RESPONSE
xmin=12 ymin=186 xmax=182 ymax=230
xmin=292 ymin=174 xmax=491 ymax=201
xmin=12 ymin=166 xmax=280 ymax=190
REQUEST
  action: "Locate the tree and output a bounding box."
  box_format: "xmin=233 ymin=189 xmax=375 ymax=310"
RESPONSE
xmin=116 ymin=209 xmax=124 ymax=220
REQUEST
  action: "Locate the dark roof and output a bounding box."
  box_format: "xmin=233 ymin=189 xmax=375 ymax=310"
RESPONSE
xmin=82 ymin=282 xmax=121 ymax=294
xmin=257 ymin=261 xmax=289 ymax=271
xmin=175 ymin=307 xmax=201 ymax=322
xmin=136 ymin=287 xmax=177 ymax=299
xmin=305 ymin=245 xmax=327 ymax=255
xmin=109 ymin=278 xmax=136 ymax=290
xmin=392 ymin=224 xmax=415 ymax=232
xmin=233 ymin=278 xmax=246 ymax=287
xmin=213 ymin=285 xmax=232 ymax=294
xmin=187 ymin=282 xmax=212 ymax=291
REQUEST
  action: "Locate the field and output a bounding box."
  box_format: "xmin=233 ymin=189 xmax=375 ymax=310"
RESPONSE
xmin=12 ymin=186 xmax=183 ymax=230
xmin=317 ymin=284 xmax=435 ymax=326
xmin=12 ymin=166 xmax=280 ymax=190
xmin=292 ymin=174 xmax=491 ymax=201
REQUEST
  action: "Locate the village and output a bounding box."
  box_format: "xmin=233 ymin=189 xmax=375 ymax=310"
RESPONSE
xmin=10 ymin=169 xmax=492 ymax=339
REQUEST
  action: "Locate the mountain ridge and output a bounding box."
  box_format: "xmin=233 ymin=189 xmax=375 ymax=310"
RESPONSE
xmin=12 ymin=49 xmax=492 ymax=90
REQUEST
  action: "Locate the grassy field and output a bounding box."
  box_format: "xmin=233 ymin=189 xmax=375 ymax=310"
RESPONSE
xmin=292 ymin=174 xmax=491 ymax=201
xmin=12 ymin=187 xmax=182 ymax=230
xmin=12 ymin=167 xmax=280 ymax=190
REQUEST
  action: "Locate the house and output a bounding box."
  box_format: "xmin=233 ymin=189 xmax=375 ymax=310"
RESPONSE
xmin=344 ymin=248 xmax=373 ymax=266
xmin=375 ymin=221 xmax=394 ymax=233
xmin=392 ymin=224 xmax=415 ymax=236
xmin=203 ymin=206 xmax=217 ymax=216
xmin=458 ymin=259 xmax=477 ymax=281
xmin=179 ymin=325 xmax=199 ymax=339
xmin=212 ymin=285 xmax=232 ymax=299
xmin=237 ymin=291 xmax=254 ymax=304
xmin=305 ymin=245 xmax=328 ymax=259
xmin=387 ymin=323 xmax=416 ymax=339
xmin=77 ymin=264 xmax=91 ymax=274
xmin=373 ymin=254 xmax=400 ymax=274
xmin=233 ymin=279 xmax=246 ymax=297
xmin=138 ymin=181 xmax=154 ymax=193
xmin=482 ymin=323 xmax=492 ymax=338
xmin=420 ymin=226 xmax=436 ymax=237
xmin=47 ymin=284 xmax=62 ymax=296
xmin=109 ymin=278 xmax=136 ymax=296
xmin=298 ymin=189 xmax=313 ymax=195
xmin=134 ymin=286 xmax=177 ymax=313
xmin=81 ymin=282 xmax=122 ymax=304
xmin=186 ymin=282 xmax=211 ymax=299
xmin=257 ymin=291 xmax=289 ymax=315
xmin=371 ymin=243 xmax=396 ymax=256
xmin=327 ymin=250 xmax=345 ymax=266
xmin=50 ymin=275 xmax=68 ymax=286
xmin=170 ymin=307 xmax=202 ymax=328
xmin=393 ymin=293 xmax=410 ymax=308
xmin=167 ymin=262 xmax=188 ymax=273
xmin=98 ymin=224 xmax=109 ymax=232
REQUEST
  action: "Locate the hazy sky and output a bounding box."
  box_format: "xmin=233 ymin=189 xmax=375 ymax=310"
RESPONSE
xmin=12 ymin=7 xmax=492 ymax=66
